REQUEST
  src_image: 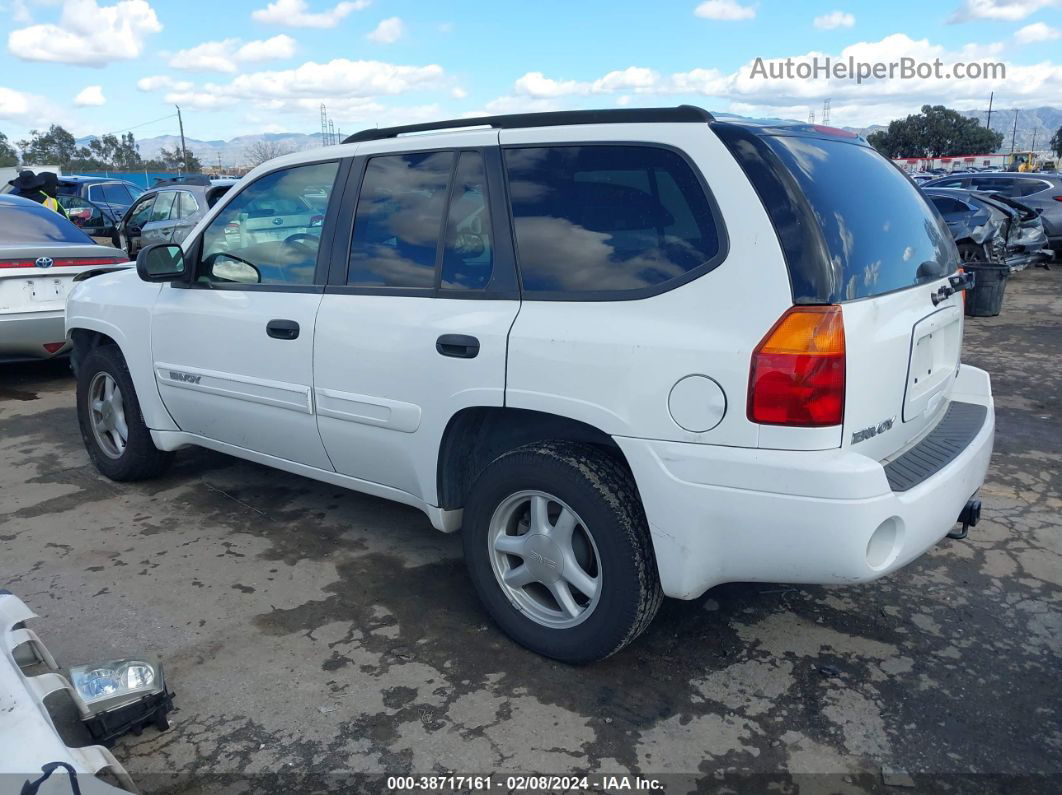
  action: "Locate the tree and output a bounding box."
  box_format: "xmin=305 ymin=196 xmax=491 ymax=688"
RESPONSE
xmin=144 ymin=145 xmax=202 ymax=172
xmin=0 ymin=131 xmax=17 ymax=167
xmin=17 ymin=124 xmax=78 ymax=165
xmin=1051 ymin=125 xmax=1062 ymax=159
xmin=867 ymin=105 xmax=1004 ymax=158
xmin=244 ymin=139 xmax=294 ymax=167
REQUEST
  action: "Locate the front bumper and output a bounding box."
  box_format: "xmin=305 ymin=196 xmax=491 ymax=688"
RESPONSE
xmin=0 ymin=310 xmax=70 ymax=361
xmin=616 ymin=365 xmax=995 ymax=599
xmin=0 ymin=591 xmax=134 ymax=793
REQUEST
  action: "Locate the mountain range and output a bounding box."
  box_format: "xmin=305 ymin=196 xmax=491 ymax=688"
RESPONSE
xmin=78 ymin=107 xmax=1062 ymax=167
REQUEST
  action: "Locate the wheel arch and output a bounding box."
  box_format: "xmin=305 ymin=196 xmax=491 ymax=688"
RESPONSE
xmin=67 ymin=318 xmax=179 ymax=432
xmin=436 ymin=406 xmax=632 ymax=511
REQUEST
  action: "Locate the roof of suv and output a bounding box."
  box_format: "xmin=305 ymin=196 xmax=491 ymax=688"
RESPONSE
xmin=343 ymin=105 xmax=716 ymax=143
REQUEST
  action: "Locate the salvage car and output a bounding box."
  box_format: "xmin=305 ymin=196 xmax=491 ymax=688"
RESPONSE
xmin=66 ymin=107 xmax=994 ymax=663
xmin=924 ymin=172 xmax=1062 ymax=254
xmin=924 ymin=188 xmax=1052 ymax=271
xmin=0 ymin=195 xmax=126 ymax=362
xmin=115 ymin=177 xmax=235 ymax=259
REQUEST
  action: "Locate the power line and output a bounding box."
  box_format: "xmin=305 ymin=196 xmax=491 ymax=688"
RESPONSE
xmin=98 ymin=112 xmax=178 ymax=138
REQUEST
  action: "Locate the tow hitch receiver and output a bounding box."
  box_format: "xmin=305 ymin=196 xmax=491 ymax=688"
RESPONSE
xmin=948 ymin=498 xmax=982 ymax=540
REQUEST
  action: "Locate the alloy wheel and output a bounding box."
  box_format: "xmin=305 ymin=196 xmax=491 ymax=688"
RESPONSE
xmin=487 ymin=490 xmax=602 ymax=629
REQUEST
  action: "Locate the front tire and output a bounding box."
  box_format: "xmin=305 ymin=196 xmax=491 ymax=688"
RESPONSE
xmin=462 ymin=441 xmax=662 ymax=663
xmin=76 ymin=345 xmax=172 ymax=481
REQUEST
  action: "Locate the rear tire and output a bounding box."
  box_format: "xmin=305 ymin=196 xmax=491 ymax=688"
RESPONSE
xmin=76 ymin=344 xmax=173 ymax=481
xmin=462 ymin=441 xmax=662 ymax=663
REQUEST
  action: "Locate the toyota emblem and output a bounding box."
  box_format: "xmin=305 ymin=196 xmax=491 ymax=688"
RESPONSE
xmin=35 ymin=257 xmax=54 ymax=269
xmin=272 ymin=217 xmax=284 ymax=226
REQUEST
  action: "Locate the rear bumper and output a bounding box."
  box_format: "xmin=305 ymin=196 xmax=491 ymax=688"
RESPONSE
xmin=0 ymin=310 xmax=69 ymax=360
xmin=616 ymin=365 xmax=994 ymax=599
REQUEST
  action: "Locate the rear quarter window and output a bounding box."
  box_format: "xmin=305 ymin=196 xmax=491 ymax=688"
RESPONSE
xmin=717 ymin=127 xmax=956 ymax=302
xmin=503 ymin=145 xmax=723 ymax=297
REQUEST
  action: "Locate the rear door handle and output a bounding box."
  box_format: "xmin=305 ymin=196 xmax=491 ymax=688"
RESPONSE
xmin=267 ymin=319 xmax=300 ymax=340
xmin=436 ymin=334 xmax=480 ymax=359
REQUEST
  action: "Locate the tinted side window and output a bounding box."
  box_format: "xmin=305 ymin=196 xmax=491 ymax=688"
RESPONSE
xmin=348 ymin=151 xmax=455 ymax=288
xmin=970 ymin=177 xmax=1016 ymax=195
xmin=929 ymin=196 xmax=970 ymax=216
xmin=175 ymin=191 xmax=199 ymax=218
xmin=127 ymin=195 xmax=155 ymax=228
xmin=100 ymin=183 xmax=133 ymax=204
xmin=1016 ymin=179 xmax=1049 ymax=197
xmin=504 ymin=145 xmax=720 ymax=294
xmin=199 ymin=161 xmax=339 ymax=286
xmin=150 ymin=191 xmax=177 ymax=221
xmin=441 ymin=152 xmax=493 ymax=290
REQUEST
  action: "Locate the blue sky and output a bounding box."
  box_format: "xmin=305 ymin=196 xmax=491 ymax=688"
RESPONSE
xmin=0 ymin=0 xmax=1060 ymax=147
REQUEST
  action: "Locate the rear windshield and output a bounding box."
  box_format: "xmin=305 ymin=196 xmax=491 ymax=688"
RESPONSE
xmin=718 ymin=128 xmax=956 ymax=302
xmin=0 ymin=203 xmax=93 ymax=244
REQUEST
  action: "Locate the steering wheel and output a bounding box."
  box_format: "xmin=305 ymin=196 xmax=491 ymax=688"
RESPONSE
xmin=284 ymin=233 xmax=319 ymax=248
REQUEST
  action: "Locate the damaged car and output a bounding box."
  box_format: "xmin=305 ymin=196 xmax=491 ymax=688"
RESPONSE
xmin=923 ymin=188 xmax=1052 ymax=272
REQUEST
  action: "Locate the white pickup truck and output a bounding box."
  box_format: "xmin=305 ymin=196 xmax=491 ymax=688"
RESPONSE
xmin=66 ymin=106 xmax=994 ymax=662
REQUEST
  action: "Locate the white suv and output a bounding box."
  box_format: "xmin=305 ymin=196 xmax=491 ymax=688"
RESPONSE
xmin=67 ymin=106 xmax=995 ymax=663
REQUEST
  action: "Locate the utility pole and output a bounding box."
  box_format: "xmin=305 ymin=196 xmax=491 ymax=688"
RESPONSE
xmin=175 ymin=105 xmax=189 ymax=172
xmin=1031 ymin=129 xmax=1038 ymax=151
xmin=1010 ymin=109 xmax=1018 ymax=153
xmin=822 ymin=98 xmax=831 ymax=125
xmin=985 ymin=91 xmax=994 ymax=131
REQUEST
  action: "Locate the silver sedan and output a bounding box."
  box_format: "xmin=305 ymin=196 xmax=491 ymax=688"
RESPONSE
xmin=0 ymin=194 xmax=128 ymax=363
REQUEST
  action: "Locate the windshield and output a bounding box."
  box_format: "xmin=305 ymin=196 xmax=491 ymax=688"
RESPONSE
xmin=0 ymin=203 xmax=94 ymax=244
xmin=717 ymin=126 xmax=957 ymax=303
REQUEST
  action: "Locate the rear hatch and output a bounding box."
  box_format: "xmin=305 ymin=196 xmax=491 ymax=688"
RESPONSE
xmin=715 ymin=123 xmax=964 ymax=461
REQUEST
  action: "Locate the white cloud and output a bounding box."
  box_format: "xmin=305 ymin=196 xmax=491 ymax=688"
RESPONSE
xmin=137 ymin=74 xmax=193 ymax=91
xmin=693 ymin=0 xmax=755 ymax=20
xmin=0 ymin=85 xmax=68 ymax=128
xmin=169 ymin=34 xmax=297 ymax=72
xmin=161 ymin=57 xmax=448 ymax=115
xmin=222 ymin=58 xmax=445 ymax=98
xmin=236 ymin=34 xmax=297 ymax=61
xmin=366 ymin=16 xmax=404 ymax=43
xmin=251 ymin=0 xmax=369 ymax=29
xmin=74 ymin=84 xmax=105 ymax=106
xmin=1014 ymin=21 xmax=1060 ymax=41
xmin=514 ymin=67 xmax=661 ymax=98
xmin=949 ymin=0 xmax=1059 ymax=22
xmin=7 ymin=0 xmax=162 ymax=66
xmin=496 ymin=33 xmax=1062 ymax=126
xmin=814 ymin=11 xmax=855 ymax=29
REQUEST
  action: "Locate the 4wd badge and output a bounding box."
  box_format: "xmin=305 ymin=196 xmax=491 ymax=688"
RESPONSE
xmin=851 ymin=417 xmax=895 ymax=445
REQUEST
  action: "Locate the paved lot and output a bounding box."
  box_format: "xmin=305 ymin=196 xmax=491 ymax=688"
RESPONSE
xmin=2 ymin=269 xmax=1060 ymax=794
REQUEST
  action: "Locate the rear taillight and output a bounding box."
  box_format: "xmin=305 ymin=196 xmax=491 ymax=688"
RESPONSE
xmin=0 ymin=257 xmax=124 ymax=269
xmin=957 ymin=266 xmax=967 ymax=308
xmin=1053 ymin=196 xmax=1062 ymax=202
xmin=747 ymin=305 xmax=845 ymax=427
xmin=42 ymin=342 xmax=66 ymax=353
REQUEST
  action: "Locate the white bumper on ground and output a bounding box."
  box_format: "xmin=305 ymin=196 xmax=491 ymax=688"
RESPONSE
xmin=0 ymin=591 xmax=134 ymax=794
xmin=616 ymin=365 xmax=995 ymax=599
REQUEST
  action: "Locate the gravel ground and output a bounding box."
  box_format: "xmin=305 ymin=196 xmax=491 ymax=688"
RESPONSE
xmin=1 ymin=268 xmax=1059 ymax=794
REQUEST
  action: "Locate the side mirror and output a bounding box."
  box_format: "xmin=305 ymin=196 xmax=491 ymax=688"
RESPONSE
xmin=136 ymin=243 xmax=186 ymax=282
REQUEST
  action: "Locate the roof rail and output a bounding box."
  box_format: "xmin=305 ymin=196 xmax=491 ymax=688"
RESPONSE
xmin=342 ymin=105 xmax=714 ymax=144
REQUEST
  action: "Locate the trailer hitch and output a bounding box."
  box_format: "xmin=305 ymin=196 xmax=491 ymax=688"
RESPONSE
xmin=948 ymin=498 xmax=981 ymax=540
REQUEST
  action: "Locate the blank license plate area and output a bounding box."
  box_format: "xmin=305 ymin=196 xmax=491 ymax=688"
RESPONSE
xmin=904 ymin=306 xmax=962 ymax=422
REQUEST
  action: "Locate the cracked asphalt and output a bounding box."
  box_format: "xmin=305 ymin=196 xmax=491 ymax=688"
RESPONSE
xmin=1 ymin=268 xmax=1060 ymax=794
